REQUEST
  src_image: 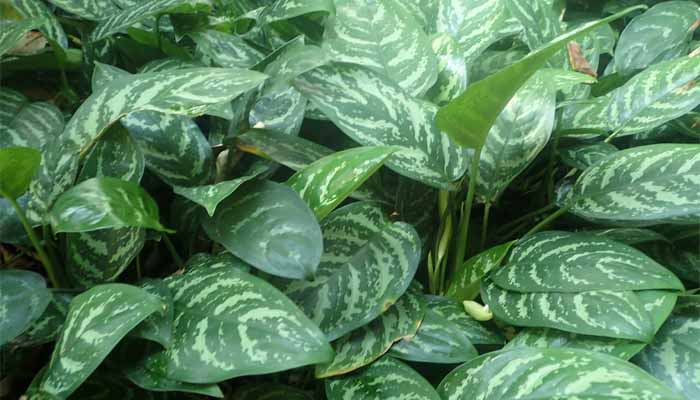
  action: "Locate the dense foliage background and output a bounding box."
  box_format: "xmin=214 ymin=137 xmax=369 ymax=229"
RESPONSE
xmin=1 ymin=0 xmax=699 ymax=399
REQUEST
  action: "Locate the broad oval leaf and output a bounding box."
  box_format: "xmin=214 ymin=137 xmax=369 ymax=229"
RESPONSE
xmin=144 ymin=262 xmax=333 ymax=383
xmin=559 ymin=142 xmax=618 ymax=170
xmin=191 ymin=29 xmax=265 ymax=69
xmin=294 ymin=63 xmax=468 ymax=189
xmin=128 ymin=279 xmax=175 ymax=348
xmin=0 ymin=18 xmax=41 ymax=57
xmin=426 ymin=33 xmax=469 ymax=106
xmin=36 ymin=284 xmax=163 ymax=399
xmin=634 ymin=296 xmax=700 ymax=399
xmin=315 ymin=282 xmax=425 ymax=378
xmin=569 ymin=144 xmax=700 ymax=225
xmin=323 ymin=0 xmax=438 ymax=96
xmin=447 ymin=241 xmax=513 ymax=302
xmin=202 ymin=180 xmax=322 ymax=280
xmin=326 ymin=356 xmax=440 ymax=400
xmin=49 ymin=177 xmax=168 ymax=233
xmin=438 ymin=348 xmax=685 ymax=400
xmin=11 ymin=0 xmax=68 ymax=48
xmin=286 ymin=202 xmax=421 ymax=340
xmin=0 ymin=146 xmax=41 ymax=200
xmin=287 ymin=146 xmax=395 ymax=219
xmin=0 ymin=88 xmax=64 ymax=149
xmin=0 ymin=269 xmax=52 ymax=346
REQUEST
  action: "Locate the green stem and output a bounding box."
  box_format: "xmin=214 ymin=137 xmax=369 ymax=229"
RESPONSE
xmin=155 ymin=14 xmax=164 ymax=52
xmin=163 ymin=234 xmax=184 ymax=269
xmin=8 ymin=197 xmax=61 ymax=287
xmin=453 ymin=148 xmax=482 ymax=273
xmin=480 ymin=203 xmax=491 ymax=251
xmin=523 ymin=205 xmax=572 ymax=238
xmin=494 ymin=203 xmax=556 ymax=236
xmin=604 ymin=126 xmax=626 ymax=144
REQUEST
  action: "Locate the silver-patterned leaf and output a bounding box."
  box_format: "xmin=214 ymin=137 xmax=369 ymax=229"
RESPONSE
xmin=438 ymin=347 xmax=685 ymax=400
xmin=192 ymin=29 xmax=264 ymax=69
xmin=569 ymin=144 xmax=700 ymax=225
xmin=144 ymin=263 xmax=333 ymax=383
xmin=10 ymin=292 xmax=72 ymax=348
xmin=286 ymin=202 xmax=421 ymax=340
xmin=447 ymin=241 xmax=514 ymax=302
xmin=588 ymin=227 xmax=668 ymax=246
xmin=202 ymin=180 xmax=322 ymax=280
xmin=323 ymin=0 xmax=438 ymax=96
xmin=249 ymin=85 xmax=306 ymax=136
xmin=505 ymin=0 xmax=566 ymax=67
xmin=427 ymin=296 xmax=504 ymax=345
xmin=235 ymin=129 xmax=334 ymax=171
xmin=326 ymin=356 xmax=440 ymax=400
xmin=11 ymin=0 xmax=68 ymax=48
xmin=426 ymin=33 xmax=468 ymax=106
xmin=615 ymin=2 xmax=700 ymax=75
xmin=128 ymin=279 xmax=174 ymax=348
xmin=0 ymin=88 xmax=64 ymax=149
xmin=46 ymin=0 xmax=119 ymax=20
xmin=634 ymin=296 xmax=700 ymax=399
xmin=0 ymin=269 xmax=52 ymax=346
xmin=36 ymin=284 xmax=163 ymax=399
xmin=559 ymin=142 xmax=618 ymax=170
xmin=294 ymin=63 xmax=468 ymax=189
xmin=0 ymin=18 xmax=41 ymax=57
xmin=123 ymin=361 xmax=223 ymax=398
xmin=470 ymin=48 xmax=527 ymax=82
xmin=315 ymin=282 xmax=425 ymax=378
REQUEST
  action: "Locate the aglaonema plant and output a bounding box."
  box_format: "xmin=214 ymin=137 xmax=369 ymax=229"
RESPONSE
xmin=1 ymin=0 xmax=699 ymax=399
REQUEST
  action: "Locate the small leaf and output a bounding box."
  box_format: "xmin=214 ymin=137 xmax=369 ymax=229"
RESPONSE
xmin=49 ymin=177 xmax=169 ymax=233
xmin=288 ymin=146 xmax=395 ymax=219
xmin=202 ymin=180 xmax=323 ymax=279
xmin=36 ymin=284 xmax=163 ymax=399
xmin=0 ymin=146 xmax=41 ymax=200
xmin=438 ymin=348 xmax=685 ymax=400
xmin=0 ymin=269 xmax=52 ymax=346
xmin=326 ymin=356 xmax=440 ymax=400
xmin=447 ymin=241 xmax=513 ymax=302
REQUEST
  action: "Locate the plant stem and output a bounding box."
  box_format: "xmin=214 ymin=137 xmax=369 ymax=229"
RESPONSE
xmin=453 ymin=148 xmax=482 ymax=273
xmin=163 ymin=234 xmax=184 ymax=269
xmin=480 ymin=203 xmax=491 ymax=251
xmin=8 ymin=197 xmax=61 ymax=287
xmin=546 ymin=135 xmax=560 ymax=204
xmin=604 ymin=126 xmax=625 ymax=144
xmin=494 ymin=203 xmax=556 ymax=237
xmin=136 ymin=254 xmax=142 ymax=280
xmin=523 ymin=205 xmax=572 ymax=238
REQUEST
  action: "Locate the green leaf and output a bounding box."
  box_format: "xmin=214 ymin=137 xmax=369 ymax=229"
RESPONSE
xmin=10 ymin=292 xmax=72 ymax=348
xmin=426 ymin=296 xmax=504 ymax=345
xmin=436 ymin=5 xmax=643 ymax=149
xmin=0 ymin=195 xmax=29 ymax=244
xmin=27 ymin=67 xmax=267 ymax=222
xmin=0 ymin=269 xmax=52 ymax=346
xmin=559 ymin=142 xmax=618 ymax=170
xmin=634 ymin=296 xmax=700 ymax=399
xmin=128 ymin=279 xmax=174 ymax=348
xmin=438 ymin=348 xmax=685 ymax=400
xmin=0 ymin=146 xmax=41 ymax=200
xmin=36 ymin=284 xmax=163 ymax=399
xmin=124 ymin=361 xmax=223 ymax=398
xmin=615 ymin=2 xmax=700 ymax=75
xmin=46 ymin=0 xmax=118 ymax=20
xmin=90 ymin=0 xmax=212 ymax=42
xmin=505 ymin=0 xmax=566 ymax=67
xmin=294 ymin=63 xmax=468 ymax=189
xmin=0 ymin=18 xmax=40 ymax=57
xmin=143 ymin=263 xmax=333 ymax=383
xmin=504 ymin=290 xmax=677 ymax=360
xmin=202 ymin=180 xmax=322 ymax=279
xmin=249 ymin=85 xmax=307 ymax=136
xmin=234 ymin=384 xmax=314 ymax=400
xmin=588 ymin=227 xmax=668 ymax=246
xmin=326 ymin=356 xmax=440 ymax=400
xmin=642 ymin=241 xmax=700 ymax=284
xmin=261 ymin=0 xmax=334 ymax=23
xmin=286 ymin=202 xmax=421 ymax=340
xmin=315 ymin=282 xmax=425 ymax=378
xmin=191 ymin=29 xmax=265 ymax=69
xmin=287 ymin=146 xmax=395 ymax=219
xmin=11 ymin=0 xmax=68 ymax=48
xmin=323 ymin=0 xmax=438 ymax=96
xmin=476 ymin=73 xmax=556 ymax=202
xmin=49 ymin=177 xmax=169 ymax=233
xmin=235 ymin=129 xmax=334 ymax=171
xmin=0 ymin=88 xmax=64 ymax=149
xmin=426 ymin=33 xmax=469 ymax=106
xmin=447 ymin=241 xmax=513 ymax=302
xmin=569 ymin=144 xmax=700 ymax=225
xmin=76 ymin=123 xmax=145 ymax=184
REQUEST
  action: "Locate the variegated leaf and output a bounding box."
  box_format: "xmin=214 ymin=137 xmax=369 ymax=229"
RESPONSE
xmin=192 ymin=30 xmax=264 ymax=69
xmin=436 ymin=0 xmax=520 ymax=63
xmin=36 ymin=284 xmax=163 ymax=399
xmin=261 ymin=0 xmax=334 ymax=23
xmin=202 ymin=180 xmax=322 ymax=280
xmin=286 ymin=202 xmax=421 ymax=340
xmin=294 ymin=63 xmax=468 ymax=189
xmin=0 ymin=18 xmax=41 ymax=57
xmin=76 ymin=123 xmax=144 ymax=184
xmin=144 ymin=262 xmax=333 ymax=383
xmin=427 ymin=296 xmax=504 ymax=345
xmin=569 ymin=144 xmax=700 ymax=225
xmin=10 ymin=292 xmax=72 ymax=348
xmin=46 ymin=0 xmax=119 ymax=20
xmin=315 ymin=282 xmax=425 ymax=378
xmin=27 ymin=67 xmax=266 ymax=221
xmin=470 ymin=48 xmax=527 ymax=82
xmin=505 ymin=0 xmax=566 ymax=67
xmin=634 ymin=296 xmax=700 ymax=399
xmin=128 ymin=279 xmax=174 ymax=348
xmin=123 ymin=361 xmax=223 ymax=398
xmin=426 ymin=33 xmax=468 ymax=106
xmin=559 ymin=142 xmax=618 ymax=170
xmin=615 ymin=2 xmax=700 ymax=75
xmin=476 ymin=73 xmax=556 ymax=203
xmin=0 ymin=269 xmax=52 ymax=346
xmin=323 ymin=0 xmax=438 ymax=96
xmin=438 ymin=347 xmax=685 ymax=400
xmin=505 ymin=290 xmax=677 ymax=360
xmin=447 ymin=241 xmax=513 ymax=302
xmin=287 ymin=146 xmax=395 ymax=219
xmin=492 ymin=231 xmax=683 ymax=292
xmin=249 ymin=86 xmax=306 ymax=136
xmin=91 ymin=0 xmax=211 ymax=42
xmin=326 ymin=356 xmax=440 ymax=400
xmin=174 ymin=163 xmax=267 ymax=217
xmin=589 ymin=227 xmax=668 ymax=245
xmin=11 ymin=0 xmax=68 ymax=48
xmin=643 ymin=241 xmax=700 ymax=284
xmin=0 ymin=88 xmax=64 ymax=149
xmin=236 ymin=129 xmax=334 ymax=171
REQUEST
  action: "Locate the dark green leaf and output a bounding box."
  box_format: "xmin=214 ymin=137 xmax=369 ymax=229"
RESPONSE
xmin=0 ymin=269 xmax=52 ymax=346
xmin=0 ymin=146 xmax=41 ymax=200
